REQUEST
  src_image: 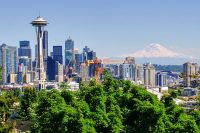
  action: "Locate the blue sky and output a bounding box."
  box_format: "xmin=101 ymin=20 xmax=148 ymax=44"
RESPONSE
xmin=0 ymin=0 xmax=200 ymax=58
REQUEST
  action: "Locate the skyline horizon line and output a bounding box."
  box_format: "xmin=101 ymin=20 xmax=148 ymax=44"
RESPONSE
xmin=1 ymin=39 xmax=199 ymax=60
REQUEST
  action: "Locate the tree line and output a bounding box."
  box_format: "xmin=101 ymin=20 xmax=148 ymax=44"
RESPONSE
xmin=0 ymin=71 xmax=200 ymax=132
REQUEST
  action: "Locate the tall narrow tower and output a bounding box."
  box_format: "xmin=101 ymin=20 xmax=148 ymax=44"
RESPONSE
xmin=31 ymin=16 xmax=48 ymax=90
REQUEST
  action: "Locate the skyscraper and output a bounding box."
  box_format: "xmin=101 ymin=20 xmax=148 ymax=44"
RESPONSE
xmin=35 ymin=44 xmax=38 ymax=60
xmin=88 ymin=62 xmax=95 ymax=77
xmin=18 ymin=41 xmax=31 ymax=57
xmin=143 ymin=63 xmax=156 ymax=87
xmin=106 ymin=64 xmax=119 ymax=78
xmin=82 ymin=46 xmax=96 ymax=61
xmin=119 ymin=63 xmax=134 ymax=81
xmin=18 ymin=41 xmax=32 ymax=72
xmin=87 ymin=51 xmax=96 ymax=60
xmin=18 ymin=57 xmax=29 ymax=73
xmin=50 ymin=52 xmax=53 ymax=58
xmin=133 ymin=64 xmax=144 ymax=84
xmin=56 ymin=61 xmax=63 ymax=82
xmin=43 ymin=31 xmax=48 ymax=60
xmin=47 ymin=56 xmax=56 ymax=81
xmin=47 ymin=56 xmax=63 ymax=82
xmin=53 ymin=46 xmax=63 ymax=64
xmin=74 ymin=49 xmax=81 ymax=73
xmin=119 ymin=57 xmax=135 ymax=81
xmin=0 ymin=44 xmax=17 ymax=83
xmin=156 ymin=71 xmax=168 ymax=87
xmin=183 ymin=62 xmax=199 ymax=87
xmin=80 ymin=63 xmax=88 ymax=81
xmin=43 ymin=31 xmax=48 ymax=71
xmin=65 ymin=37 xmax=74 ymax=67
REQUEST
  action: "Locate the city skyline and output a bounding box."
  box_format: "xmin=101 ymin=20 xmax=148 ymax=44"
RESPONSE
xmin=0 ymin=1 xmax=200 ymax=58
xmin=0 ymin=1 xmax=200 ymax=131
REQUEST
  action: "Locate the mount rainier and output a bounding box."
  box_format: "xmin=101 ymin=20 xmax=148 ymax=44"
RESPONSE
xmin=121 ymin=43 xmax=184 ymax=58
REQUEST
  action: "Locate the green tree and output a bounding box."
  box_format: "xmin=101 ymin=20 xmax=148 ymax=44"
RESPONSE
xmin=190 ymin=110 xmax=200 ymax=128
xmin=169 ymin=90 xmax=179 ymax=98
xmin=32 ymin=90 xmax=68 ymax=133
xmin=61 ymin=89 xmax=76 ymax=105
xmin=20 ymin=86 xmax=37 ymax=119
xmin=20 ymin=73 xmax=200 ymax=132
xmin=60 ymin=82 xmax=69 ymax=90
xmin=0 ymin=96 xmax=9 ymax=124
xmin=79 ymin=118 xmax=96 ymax=133
xmin=171 ymin=114 xmax=199 ymax=132
xmin=0 ymin=91 xmax=18 ymax=132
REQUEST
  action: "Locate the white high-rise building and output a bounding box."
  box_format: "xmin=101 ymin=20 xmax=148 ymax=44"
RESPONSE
xmin=183 ymin=62 xmax=199 ymax=87
xmin=156 ymin=72 xmax=168 ymax=87
xmin=133 ymin=64 xmax=144 ymax=84
xmin=56 ymin=62 xmax=64 ymax=82
xmin=119 ymin=63 xmax=134 ymax=81
xmin=0 ymin=44 xmax=17 ymax=83
xmin=143 ymin=63 xmax=155 ymax=87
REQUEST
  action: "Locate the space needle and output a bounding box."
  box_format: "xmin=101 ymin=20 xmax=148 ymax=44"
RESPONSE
xmin=31 ymin=16 xmax=48 ymax=90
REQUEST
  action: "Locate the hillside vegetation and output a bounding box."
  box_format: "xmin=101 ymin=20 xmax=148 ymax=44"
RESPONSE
xmin=0 ymin=72 xmax=199 ymax=132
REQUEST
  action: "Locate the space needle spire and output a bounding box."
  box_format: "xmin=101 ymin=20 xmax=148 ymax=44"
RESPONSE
xmin=31 ymin=16 xmax=48 ymax=90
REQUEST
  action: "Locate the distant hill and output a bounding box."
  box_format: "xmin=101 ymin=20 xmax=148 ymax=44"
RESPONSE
xmin=153 ymin=64 xmax=183 ymax=72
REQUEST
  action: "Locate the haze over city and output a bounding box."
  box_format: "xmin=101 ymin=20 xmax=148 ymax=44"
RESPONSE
xmin=0 ymin=0 xmax=200 ymax=58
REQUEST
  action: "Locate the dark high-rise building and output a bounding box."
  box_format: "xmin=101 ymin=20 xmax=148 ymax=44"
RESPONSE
xmin=43 ymin=31 xmax=48 ymax=70
xmin=17 ymin=72 xmax=23 ymax=84
xmin=47 ymin=56 xmax=63 ymax=81
xmin=43 ymin=31 xmax=48 ymax=60
xmin=18 ymin=41 xmax=31 ymax=57
xmin=35 ymin=44 xmax=38 ymax=60
xmin=18 ymin=41 xmax=32 ymax=72
xmin=89 ymin=63 xmax=95 ymax=77
xmin=50 ymin=52 xmax=53 ymax=58
xmin=18 ymin=57 xmax=29 ymax=73
xmin=65 ymin=38 xmax=74 ymax=67
xmin=83 ymin=46 xmax=90 ymax=53
xmin=87 ymin=51 xmax=96 ymax=60
xmin=82 ymin=46 xmax=96 ymax=61
xmin=53 ymin=46 xmax=63 ymax=64
xmin=82 ymin=46 xmax=90 ymax=61
xmin=47 ymin=56 xmax=56 ymax=81
xmin=75 ymin=53 xmax=81 ymax=73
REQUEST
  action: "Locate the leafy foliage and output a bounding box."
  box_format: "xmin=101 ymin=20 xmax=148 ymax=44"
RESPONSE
xmin=20 ymin=86 xmax=37 ymax=119
xmin=0 ymin=89 xmax=21 ymax=132
xmin=1 ymin=72 xmax=200 ymax=132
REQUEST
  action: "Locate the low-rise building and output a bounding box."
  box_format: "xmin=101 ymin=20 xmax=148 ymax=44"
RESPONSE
xmin=181 ymin=87 xmax=198 ymax=97
xmin=9 ymin=74 xmax=18 ymax=84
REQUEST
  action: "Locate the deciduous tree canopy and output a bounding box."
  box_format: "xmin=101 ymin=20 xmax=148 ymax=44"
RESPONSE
xmin=0 ymin=73 xmax=199 ymax=132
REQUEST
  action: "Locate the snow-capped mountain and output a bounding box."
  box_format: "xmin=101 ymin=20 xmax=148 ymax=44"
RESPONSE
xmin=121 ymin=43 xmax=184 ymax=58
xmin=103 ymin=43 xmax=196 ymax=65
